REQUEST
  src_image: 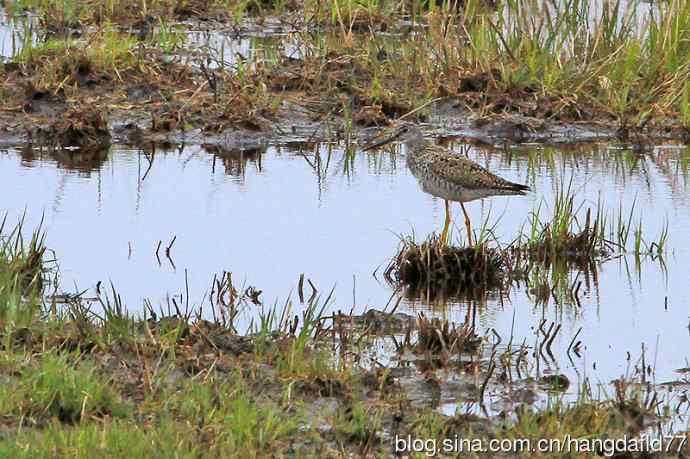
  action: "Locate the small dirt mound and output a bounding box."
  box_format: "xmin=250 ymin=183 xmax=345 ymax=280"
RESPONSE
xmin=385 ymin=236 xmax=508 ymax=298
xmin=33 ymin=105 xmax=111 ymax=151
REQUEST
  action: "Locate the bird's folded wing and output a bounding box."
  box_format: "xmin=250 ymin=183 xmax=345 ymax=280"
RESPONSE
xmin=428 ymin=155 xmax=519 ymax=190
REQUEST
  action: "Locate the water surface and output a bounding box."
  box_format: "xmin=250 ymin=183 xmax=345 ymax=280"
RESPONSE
xmin=0 ymin=8 xmax=36 ymax=60
xmin=2 ymin=139 xmax=689 ymax=393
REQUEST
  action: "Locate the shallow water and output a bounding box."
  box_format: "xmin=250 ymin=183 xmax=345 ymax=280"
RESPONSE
xmin=2 ymin=0 xmax=659 ymax=66
xmin=2 ymin=138 xmax=690 ymax=394
xmin=0 ymin=9 xmax=36 ymax=60
xmin=182 ymin=28 xmax=299 ymax=68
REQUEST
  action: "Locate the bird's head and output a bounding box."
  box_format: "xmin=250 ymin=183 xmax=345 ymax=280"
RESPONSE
xmin=361 ymin=121 xmax=423 ymax=152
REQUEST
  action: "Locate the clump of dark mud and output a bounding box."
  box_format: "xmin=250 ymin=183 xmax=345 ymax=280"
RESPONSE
xmin=31 ymin=105 xmax=111 ymax=151
xmin=385 ymin=236 xmax=509 ymax=299
xmin=22 ymin=83 xmax=68 ymax=117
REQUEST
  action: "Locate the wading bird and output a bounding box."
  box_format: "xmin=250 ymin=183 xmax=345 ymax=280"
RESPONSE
xmin=362 ymin=122 xmax=529 ymax=245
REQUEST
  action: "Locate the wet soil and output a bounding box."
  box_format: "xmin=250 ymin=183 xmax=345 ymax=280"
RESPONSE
xmin=3 ymin=79 xmax=687 ymax=152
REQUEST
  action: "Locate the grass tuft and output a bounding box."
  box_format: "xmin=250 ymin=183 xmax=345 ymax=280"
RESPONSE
xmin=0 ymin=352 xmax=127 ymax=424
xmin=386 ymin=234 xmax=508 ymax=300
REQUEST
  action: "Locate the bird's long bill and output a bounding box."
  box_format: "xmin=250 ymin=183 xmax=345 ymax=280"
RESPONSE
xmin=361 ymin=131 xmax=398 ymax=151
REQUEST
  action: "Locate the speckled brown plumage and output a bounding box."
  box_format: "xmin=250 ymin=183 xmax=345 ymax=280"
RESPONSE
xmin=408 ymin=143 xmax=530 ymax=203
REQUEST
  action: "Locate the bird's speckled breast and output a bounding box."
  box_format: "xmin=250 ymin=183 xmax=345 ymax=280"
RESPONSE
xmin=406 ymin=153 xmax=478 ymax=202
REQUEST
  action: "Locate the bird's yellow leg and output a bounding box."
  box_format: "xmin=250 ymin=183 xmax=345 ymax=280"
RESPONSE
xmin=440 ymin=200 xmax=451 ymax=245
xmin=460 ymin=202 xmax=474 ymax=246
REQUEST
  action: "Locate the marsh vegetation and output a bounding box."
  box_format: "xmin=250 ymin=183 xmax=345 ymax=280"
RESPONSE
xmin=2 ymin=1 xmax=690 ymax=457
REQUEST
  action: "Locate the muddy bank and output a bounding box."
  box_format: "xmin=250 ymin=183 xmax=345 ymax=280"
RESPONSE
xmin=110 ymin=98 xmax=681 ymax=148
xmin=4 ymin=94 xmax=687 ymax=153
